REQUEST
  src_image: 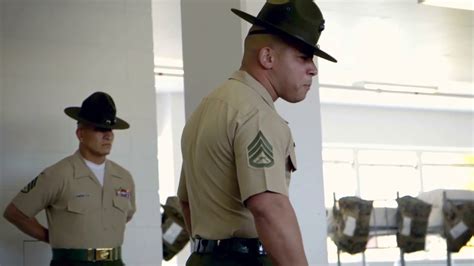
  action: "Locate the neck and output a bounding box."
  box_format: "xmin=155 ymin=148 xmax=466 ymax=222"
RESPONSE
xmin=240 ymin=66 xmax=279 ymax=102
xmin=78 ymin=147 xmax=106 ymax=164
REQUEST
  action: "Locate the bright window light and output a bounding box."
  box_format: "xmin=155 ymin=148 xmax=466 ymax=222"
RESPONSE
xmin=359 ymin=165 xmax=420 ymax=199
xmin=358 ymin=150 xmax=417 ymax=166
xmin=357 ymin=81 xmax=438 ymax=94
xmin=323 ymin=146 xmax=474 ymax=264
xmin=319 ymin=85 xmax=474 ymax=112
xmin=422 ymin=152 xmax=474 ymax=165
xmin=419 ymin=0 xmax=474 ymax=11
xmin=323 ymin=163 xmax=357 ymax=207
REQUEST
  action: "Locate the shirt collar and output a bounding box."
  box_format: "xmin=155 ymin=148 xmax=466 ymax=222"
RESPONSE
xmin=72 ymin=151 xmax=95 ymax=179
xmin=72 ymin=151 xmax=123 ymax=179
xmin=229 ymin=70 xmax=275 ymax=110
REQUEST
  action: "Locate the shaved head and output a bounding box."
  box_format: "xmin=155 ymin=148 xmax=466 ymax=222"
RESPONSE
xmin=241 ymin=26 xmax=287 ymax=69
xmin=241 ymin=26 xmax=313 ymax=71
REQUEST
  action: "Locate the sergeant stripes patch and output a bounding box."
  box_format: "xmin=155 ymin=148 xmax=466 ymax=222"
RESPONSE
xmin=21 ymin=176 xmax=39 ymax=193
xmin=247 ymin=131 xmax=274 ymax=168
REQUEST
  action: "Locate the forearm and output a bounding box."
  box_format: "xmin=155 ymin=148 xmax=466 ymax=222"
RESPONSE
xmin=179 ymin=200 xmax=192 ymax=235
xmin=3 ymin=203 xmax=49 ymax=243
xmin=248 ymin=193 xmax=308 ymax=266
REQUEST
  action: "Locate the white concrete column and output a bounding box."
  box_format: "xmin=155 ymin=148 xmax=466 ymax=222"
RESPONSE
xmin=276 ymin=83 xmax=329 ymax=266
xmin=181 ymin=0 xmax=243 ymax=118
xmin=0 ymin=1 xmax=161 ymax=265
xmin=0 ymin=0 xmax=4 ymax=189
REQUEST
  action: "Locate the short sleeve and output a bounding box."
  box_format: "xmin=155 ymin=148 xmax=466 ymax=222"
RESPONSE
xmin=128 ymin=177 xmax=137 ymax=221
xmin=234 ymin=110 xmax=290 ymax=202
xmin=11 ymin=170 xmax=63 ymax=218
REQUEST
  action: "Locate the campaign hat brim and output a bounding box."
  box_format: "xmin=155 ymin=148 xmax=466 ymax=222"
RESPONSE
xmin=65 ymin=107 xmax=130 ymax=130
xmin=232 ymin=8 xmax=337 ymax=63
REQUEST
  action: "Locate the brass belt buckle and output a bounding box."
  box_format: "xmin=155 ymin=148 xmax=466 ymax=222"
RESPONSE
xmin=95 ymin=248 xmax=113 ymax=261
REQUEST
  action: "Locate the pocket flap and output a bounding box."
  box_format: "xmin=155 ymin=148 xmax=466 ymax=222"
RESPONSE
xmin=113 ymin=197 xmax=130 ymax=213
xmin=67 ymin=198 xmax=88 ymax=214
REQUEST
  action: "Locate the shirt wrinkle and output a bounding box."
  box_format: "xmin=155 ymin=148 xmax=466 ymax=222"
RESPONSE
xmin=70 ymin=151 xmax=125 ymax=180
xmin=230 ymin=70 xmax=275 ymax=110
xmin=231 ymin=71 xmax=290 ymax=125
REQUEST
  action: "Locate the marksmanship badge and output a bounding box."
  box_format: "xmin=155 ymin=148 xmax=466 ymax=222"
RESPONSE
xmin=247 ymin=131 xmax=274 ymax=168
xmin=116 ymin=188 xmax=131 ymax=199
xmin=21 ymin=176 xmax=39 ymax=193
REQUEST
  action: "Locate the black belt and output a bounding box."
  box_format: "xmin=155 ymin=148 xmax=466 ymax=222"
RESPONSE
xmin=192 ymin=238 xmax=267 ymax=255
xmin=52 ymin=247 xmax=121 ymax=262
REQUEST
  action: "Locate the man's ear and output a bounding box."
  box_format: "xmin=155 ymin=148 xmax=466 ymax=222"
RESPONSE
xmin=258 ymin=47 xmax=274 ymax=69
xmin=76 ymin=128 xmax=83 ymax=142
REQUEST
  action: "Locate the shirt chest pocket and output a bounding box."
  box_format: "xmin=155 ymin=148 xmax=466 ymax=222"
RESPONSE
xmin=110 ymin=196 xmax=131 ymax=231
xmin=113 ymin=196 xmax=131 ymax=214
xmin=67 ymin=197 xmax=94 ymax=214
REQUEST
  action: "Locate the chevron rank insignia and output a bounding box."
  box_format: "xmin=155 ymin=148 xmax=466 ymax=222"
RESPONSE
xmin=21 ymin=176 xmax=39 ymax=193
xmin=247 ymin=131 xmax=274 ymax=168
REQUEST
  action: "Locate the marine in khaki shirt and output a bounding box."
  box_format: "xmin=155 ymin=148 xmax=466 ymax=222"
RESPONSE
xmin=12 ymin=151 xmax=135 ymax=248
xmin=178 ymin=70 xmax=297 ymax=240
xmin=3 ymin=92 xmax=135 ymax=266
xmin=178 ymin=1 xmax=337 ymax=265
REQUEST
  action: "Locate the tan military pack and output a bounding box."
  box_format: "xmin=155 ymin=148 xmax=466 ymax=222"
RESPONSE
xmin=162 ymin=196 xmax=190 ymax=261
xmin=443 ymin=199 xmax=474 ymax=252
xmin=396 ymin=196 xmax=432 ymax=253
xmin=331 ymin=196 xmax=373 ymax=254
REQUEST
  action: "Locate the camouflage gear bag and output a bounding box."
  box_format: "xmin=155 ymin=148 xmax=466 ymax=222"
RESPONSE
xmin=396 ymin=196 xmax=432 ymax=253
xmin=443 ymin=199 xmax=474 ymax=252
xmin=331 ymin=196 xmax=373 ymax=254
xmin=162 ymin=196 xmax=190 ymax=261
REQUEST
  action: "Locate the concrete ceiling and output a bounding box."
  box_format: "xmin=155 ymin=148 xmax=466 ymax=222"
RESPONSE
xmin=152 ymin=0 xmax=473 ymax=96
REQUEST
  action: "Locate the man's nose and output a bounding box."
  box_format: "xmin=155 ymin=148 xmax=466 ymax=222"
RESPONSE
xmin=103 ymin=131 xmax=113 ymax=140
xmin=308 ymin=61 xmax=317 ymax=76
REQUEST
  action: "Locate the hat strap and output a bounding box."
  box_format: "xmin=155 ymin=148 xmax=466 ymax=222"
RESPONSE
xmin=248 ymin=29 xmax=274 ymax=36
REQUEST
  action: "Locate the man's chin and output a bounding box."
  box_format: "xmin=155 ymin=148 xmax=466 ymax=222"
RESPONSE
xmin=293 ymin=94 xmax=308 ymax=103
xmin=286 ymin=98 xmax=305 ymax=103
xmin=100 ymin=150 xmax=111 ymax=156
xmin=281 ymin=92 xmax=307 ymax=103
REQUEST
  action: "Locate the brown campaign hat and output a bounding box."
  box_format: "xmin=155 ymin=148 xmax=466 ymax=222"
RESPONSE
xmin=64 ymin=91 xmax=129 ymax=130
xmin=232 ymin=0 xmax=337 ymax=63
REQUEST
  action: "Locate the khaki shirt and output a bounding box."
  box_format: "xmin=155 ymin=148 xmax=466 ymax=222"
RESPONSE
xmin=178 ymin=70 xmax=297 ymax=239
xmin=12 ymin=151 xmax=136 ymax=248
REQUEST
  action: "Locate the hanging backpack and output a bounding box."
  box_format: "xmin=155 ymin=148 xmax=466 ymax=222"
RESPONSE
xmin=161 ymin=196 xmax=190 ymax=261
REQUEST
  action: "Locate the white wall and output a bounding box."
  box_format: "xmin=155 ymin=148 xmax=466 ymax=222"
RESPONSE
xmin=181 ymin=0 xmax=243 ymax=118
xmin=156 ymin=91 xmax=188 ymax=266
xmin=0 ymin=0 xmax=4 ymax=200
xmin=0 ymin=1 xmax=161 ymax=265
xmin=156 ymin=91 xmax=185 ymax=200
xmin=321 ymin=104 xmax=474 ymax=148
